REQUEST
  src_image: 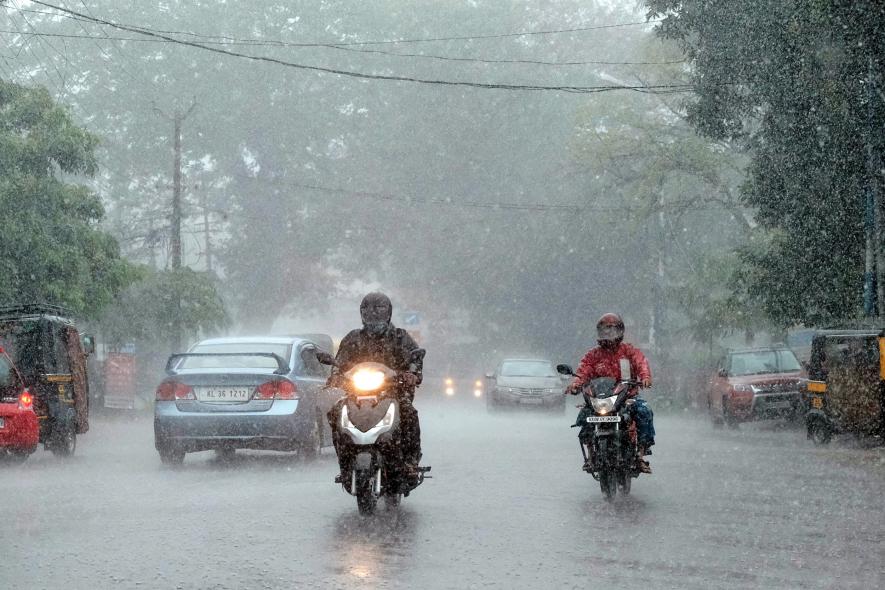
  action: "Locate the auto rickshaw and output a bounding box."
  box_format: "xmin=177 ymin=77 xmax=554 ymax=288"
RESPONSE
xmin=802 ymin=328 xmax=885 ymax=445
xmin=0 ymin=305 xmax=94 ymax=456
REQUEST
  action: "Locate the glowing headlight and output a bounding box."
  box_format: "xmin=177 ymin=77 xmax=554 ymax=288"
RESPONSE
xmin=445 ymin=377 xmax=454 ymax=386
xmin=445 ymin=386 xmax=455 ymax=396
xmin=473 ymin=389 xmax=482 ymax=397
xmin=352 ymin=368 xmax=386 ymax=391
xmin=590 ymin=397 xmax=616 ymax=415
xmin=475 ymin=380 xmax=482 ymax=387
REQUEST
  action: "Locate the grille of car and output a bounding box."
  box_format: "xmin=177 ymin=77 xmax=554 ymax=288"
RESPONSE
xmin=514 ymin=387 xmax=546 ymax=396
xmin=754 ymin=381 xmax=801 ymax=394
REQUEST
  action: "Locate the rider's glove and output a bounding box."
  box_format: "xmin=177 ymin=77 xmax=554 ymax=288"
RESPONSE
xmin=564 ymin=381 xmax=582 ymax=396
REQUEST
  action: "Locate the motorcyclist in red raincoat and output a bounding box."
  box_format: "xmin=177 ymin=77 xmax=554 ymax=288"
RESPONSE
xmin=566 ymin=313 xmax=656 ymax=473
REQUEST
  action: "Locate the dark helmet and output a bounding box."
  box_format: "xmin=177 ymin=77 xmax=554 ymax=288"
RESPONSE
xmin=360 ymin=292 xmax=393 ymax=336
xmin=596 ymin=313 xmax=625 ymax=347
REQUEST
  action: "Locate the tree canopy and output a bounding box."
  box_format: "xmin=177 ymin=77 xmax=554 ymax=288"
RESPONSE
xmin=647 ymin=0 xmax=885 ymax=327
xmin=0 ymin=79 xmax=131 ymax=316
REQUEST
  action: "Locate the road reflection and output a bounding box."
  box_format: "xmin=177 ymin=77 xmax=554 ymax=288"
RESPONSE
xmin=329 ymin=506 xmax=419 ymax=584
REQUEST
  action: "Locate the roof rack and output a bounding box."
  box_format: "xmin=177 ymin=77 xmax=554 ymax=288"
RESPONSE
xmin=0 ymin=303 xmax=73 ymax=320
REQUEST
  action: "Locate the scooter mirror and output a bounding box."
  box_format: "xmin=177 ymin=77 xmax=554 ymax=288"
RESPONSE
xmin=316 ymin=352 xmax=337 ymax=366
xmin=556 ymin=364 xmax=575 ymax=376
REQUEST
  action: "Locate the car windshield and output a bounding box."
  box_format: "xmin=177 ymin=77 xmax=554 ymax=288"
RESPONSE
xmin=729 ymin=350 xmax=802 ymax=376
xmin=178 ymin=342 xmax=292 ymax=370
xmin=499 ymin=360 xmax=556 ymax=377
xmin=0 ymin=355 xmax=21 ymax=399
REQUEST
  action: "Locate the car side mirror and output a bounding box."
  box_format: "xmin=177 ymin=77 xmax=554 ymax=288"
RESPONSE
xmin=316 ymin=352 xmax=337 ymax=366
xmin=485 ymin=372 xmax=495 ymax=380
xmin=81 ymin=334 xmax=95 ymax=356
xmin=717 ymin=368 xmax=728 ymax=378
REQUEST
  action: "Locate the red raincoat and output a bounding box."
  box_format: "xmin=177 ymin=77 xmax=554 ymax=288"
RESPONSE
xmin=573 ymin=343 xmax=651 ymax=397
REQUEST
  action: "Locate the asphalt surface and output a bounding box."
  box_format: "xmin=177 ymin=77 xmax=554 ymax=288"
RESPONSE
xmin=2 ymin=397 xmax=884 ymax=590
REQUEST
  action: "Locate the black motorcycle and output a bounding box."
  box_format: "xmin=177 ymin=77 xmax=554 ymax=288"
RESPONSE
xmin=319 ymin=352 xmax=430 ymax=515
xmin=557 ymin=364 xmax=644 ymax=500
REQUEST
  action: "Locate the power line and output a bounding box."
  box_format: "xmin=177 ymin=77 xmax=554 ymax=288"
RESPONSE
xmin=12 ymin=5 xmax=661 ymax=47
xmin=323 ymin=44 xmax=685 ymax=67
xmin=0 ymin=28 xmax=684 ymax=67
xmin=234 ymin=174 xmax=614 ymax=213
xmin=26 ymin=2 xmax=693 ymax=94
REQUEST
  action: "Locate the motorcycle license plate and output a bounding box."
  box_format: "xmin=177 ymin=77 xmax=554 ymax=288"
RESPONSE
xmin=586 ymin=416 xmax=620 ymax=423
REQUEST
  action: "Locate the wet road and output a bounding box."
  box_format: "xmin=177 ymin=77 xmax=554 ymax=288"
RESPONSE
xmin=2 ymin=399 xmax=884 ymax=590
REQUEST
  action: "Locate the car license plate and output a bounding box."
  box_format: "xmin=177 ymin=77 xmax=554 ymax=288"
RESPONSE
xmin=196 ymin=387 xmax=252 ymax=402
xmin=521 ymin=398 xmax=543 ymax=405
xmin=586 ymin=416 xmax=620 ymax=423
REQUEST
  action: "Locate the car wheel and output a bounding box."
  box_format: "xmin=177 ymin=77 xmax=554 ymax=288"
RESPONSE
xmin=49 ymin=426 xmax=77 ymax=457
xmin=0 ymin=450 xmax=30 ymax=465
xmin=298 ymin=414 xmax=322 ymax=461
xmin=722 ymin=399 xmax=740 ymax=430
xmin=215 ymin=448 xmax=236 ymax=461
xmin=159 ymin=445 xmax=185 ymax=466
xmin=709 ymin=396 xmax=724 ymax=428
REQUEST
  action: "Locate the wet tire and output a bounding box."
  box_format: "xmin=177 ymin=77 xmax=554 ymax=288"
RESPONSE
xmin=723 ymin=399 xmax=740 ymax=430
xmin=355 ymin=469 xmax=377 ymax=515
xmin=617 ymin=470 xmax=631 ymax=496
xmin=709 ymin=397 xmax=724 ymax=428
xmin=158 ymin=444 xmax=185 ymax=466
xmin=49 ymin=426 xmax=76 ymax=457
xmin=215 ymin=448 xmax=236 ymax=461
xmin=599 ymin=470 xmax=617 ymax=501
xmin=298 ymin=414 xmax=322 ymax=461
xmin=808 ymin=420 xmax=832 ymax=445
xmin=0 ymin=450 xmax=30 ymax=465
xmin=384 ymin=493 xmax=402 ymax=510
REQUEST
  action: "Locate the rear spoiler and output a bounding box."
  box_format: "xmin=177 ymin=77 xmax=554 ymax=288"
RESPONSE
xmin=165 ymin=352 xmax=290 ymax=376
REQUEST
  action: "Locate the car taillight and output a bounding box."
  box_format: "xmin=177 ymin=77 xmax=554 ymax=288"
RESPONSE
xmin=156 ymin=381 xmax=195 ymax=400
xmin=254 ymin=379 xmax=298 ymax=400
xmin=19 ymin=390 xmax=33 ymax=410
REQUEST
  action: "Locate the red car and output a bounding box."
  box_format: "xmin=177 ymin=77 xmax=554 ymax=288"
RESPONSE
xmin=0 ymin=346 xmax=39 ymax=463
xmin=708 ymin=346 xmax=806 ymax=428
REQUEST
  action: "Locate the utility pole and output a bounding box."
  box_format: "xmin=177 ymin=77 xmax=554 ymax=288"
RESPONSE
xmin=201 ymin=187 xmax=213 ymax=273
xmin=154 ymin=98 xmax=197 ymax=351
xmin=868 ymin=54 xmax=885 ymax=318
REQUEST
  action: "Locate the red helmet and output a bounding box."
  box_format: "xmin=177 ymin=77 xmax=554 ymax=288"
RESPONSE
xmin=596 ymin=313 xmax=625 ymax=345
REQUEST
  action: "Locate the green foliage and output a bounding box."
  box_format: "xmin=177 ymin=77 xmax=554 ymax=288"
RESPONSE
xmin=646 ymin=0 xmax=885 ymax=326
xmin=0 ymin=79 xmax=131 ymax=317
xmin=98 ymin=267 xmax=228 ymax=350
xmin=572 ymin=37 xmax=751 ymax=348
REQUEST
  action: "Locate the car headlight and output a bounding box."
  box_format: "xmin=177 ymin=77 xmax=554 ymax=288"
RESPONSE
xmin=351 ymin=368 xmax=386 ymax=391
xmin=733 ymin=384 xmax=756 ymax=394
xmin=590 ymin=397 xmax=616 ymax=415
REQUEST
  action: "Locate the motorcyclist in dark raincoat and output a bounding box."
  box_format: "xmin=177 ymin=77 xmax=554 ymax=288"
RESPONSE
xmin=327 ymin=292 xmax=424 ymax=480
